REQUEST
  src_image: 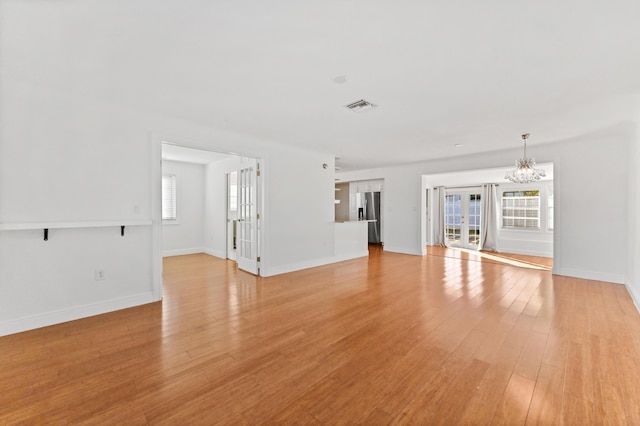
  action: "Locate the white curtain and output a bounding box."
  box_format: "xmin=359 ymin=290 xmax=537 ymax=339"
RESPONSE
xmin=432 ymin=186 xmax=445 ymax=246
xmin=480 ymin=183 xmax=499 ymax=252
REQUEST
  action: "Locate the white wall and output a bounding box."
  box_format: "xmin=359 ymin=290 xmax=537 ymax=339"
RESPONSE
xmin=338 ymin=124 xmax=633 ymax=284
xmin=262 ymin=152 xmax=335 ymax=276
xmin=161 ymin=160 xmax=205 ymax=257
xmin=0 ymin=84 xmax=335 ymax=337
xmin=628 ymin=122 xmax=640 ymax=309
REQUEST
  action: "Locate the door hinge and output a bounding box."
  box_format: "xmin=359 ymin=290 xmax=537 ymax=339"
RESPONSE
xmin=257 ymin=213 xmax=260 ymax=219
xmin=257 ymin=256 xmax=261 ymax=262
xmin=257 ymin=170 xmax=261 ymax=177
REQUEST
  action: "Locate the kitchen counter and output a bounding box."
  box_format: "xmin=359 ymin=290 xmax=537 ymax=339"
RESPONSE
xmin=334 ymin=221 xmax=369 ymax=261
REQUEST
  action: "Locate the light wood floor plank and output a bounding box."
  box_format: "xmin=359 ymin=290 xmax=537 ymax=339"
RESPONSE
xmin=1 ymin=246 xmax=640 ymax=424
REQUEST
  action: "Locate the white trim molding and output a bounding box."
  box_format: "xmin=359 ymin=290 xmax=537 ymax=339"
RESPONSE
xmin=553 ymin=267 xmax=626 ymax=285
xmin=0 ymin=292 xmax=156 ymax=337
xmin=162 ymin=248 xmax=206 ymax=257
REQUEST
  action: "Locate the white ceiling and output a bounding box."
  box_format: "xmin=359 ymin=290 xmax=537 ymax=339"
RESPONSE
xmin=3 ymin=1 xmax=640 ymax=171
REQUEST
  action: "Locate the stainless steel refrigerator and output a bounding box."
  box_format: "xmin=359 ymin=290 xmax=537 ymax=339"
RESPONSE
xmin=357 ymin=191 xmax=382 ymax=244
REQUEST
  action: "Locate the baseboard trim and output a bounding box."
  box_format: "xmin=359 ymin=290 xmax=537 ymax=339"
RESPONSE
xmin=334 ymin=250 xmax=370 ymax=264
xmin=553 ymin=267 xmax=626 ymax=285
xmin=163 ymin=248 xmax=204 ymax=257
xmin=0 ymin=292 xmax=156 ymax=337
xmin=497 ymin=248 xmax=554 ymax=258
xmin=383 ymin=245 xmax=424 ymax=256
xmin=263 ymin=251 xmax=369 ymax=277
xmin=203 ymin=248 xmax=226 ymax=259
xmin=625 ymin=282 xmax=640 ymax=314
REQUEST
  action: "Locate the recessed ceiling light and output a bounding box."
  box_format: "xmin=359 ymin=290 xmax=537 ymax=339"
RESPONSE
xmin=454 ymin=144 xmax=463 ymax=148
xmin=333 ymin=75 xmax=347 ymax=84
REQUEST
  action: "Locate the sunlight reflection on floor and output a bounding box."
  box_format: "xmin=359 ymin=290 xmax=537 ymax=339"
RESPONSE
xmin=429 ymin=246 xmax=552 ymax=271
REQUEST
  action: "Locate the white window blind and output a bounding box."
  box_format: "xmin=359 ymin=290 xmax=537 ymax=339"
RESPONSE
xmin=502 ymin=190 xmax=540 ymax=229
xmin=162 ymin=175 xmax=177 ymax=220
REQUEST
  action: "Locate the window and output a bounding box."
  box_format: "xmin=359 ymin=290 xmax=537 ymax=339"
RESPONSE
xmin=548 ymin=185 xmax=554 ymax=230
xmin=502 ymin=190 xmax=540 ymax=229
xmin=162 ymin=175 xmax=177 ymax=221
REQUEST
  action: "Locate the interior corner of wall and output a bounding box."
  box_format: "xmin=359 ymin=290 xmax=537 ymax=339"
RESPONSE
xmin=625 ymin=279 xmax=640 ymax=315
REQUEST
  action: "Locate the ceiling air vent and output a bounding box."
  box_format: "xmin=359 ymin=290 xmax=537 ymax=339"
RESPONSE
xmin=345 ymin=99 xmax=377 ymax=113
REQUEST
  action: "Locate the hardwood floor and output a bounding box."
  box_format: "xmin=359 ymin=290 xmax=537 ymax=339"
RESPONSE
xmin=2 ymin=248 xmax=640 ymax=424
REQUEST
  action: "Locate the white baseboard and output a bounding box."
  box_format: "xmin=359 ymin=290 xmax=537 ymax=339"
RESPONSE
xmin=0 ymin=292 xmax=156 ymax=337
xmin=383 ymin=245 xmax=424 ymax=256
xmin=203 ymin=247 xmax=226 ymax=259
xmin=334 ymin=250 xmax=369 ymax=264
xmin=498 ymin=248 xmax=554 ymax=258
xmin=552 ymin=267 xmax=626 ymax=285
xmin=625 ymin=282 xmax=640 ymax=314
xmin=263 ymin=251 xmax=369 ymax=277
xmin=162 ymin=247 xmax=228 ymax=259
xmin=163 ymin=247 xmax=204 ymax=257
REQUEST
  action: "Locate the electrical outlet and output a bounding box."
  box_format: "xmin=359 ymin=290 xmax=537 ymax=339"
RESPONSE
xmin=94 ymin=270 xmax=105 ymax=281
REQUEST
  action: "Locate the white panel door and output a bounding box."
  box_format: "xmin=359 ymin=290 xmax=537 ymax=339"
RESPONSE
xmin=237 ymin=164 xmax=258 ymax=274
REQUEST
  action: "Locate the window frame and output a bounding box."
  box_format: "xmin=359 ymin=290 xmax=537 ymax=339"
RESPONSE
xmin=547 ymin=184 xmax=554 ymax=231
xmin=500 ymin=187 xmax=542 ymax=231
xmin=162 ymin=174 xmax=178 ymax=224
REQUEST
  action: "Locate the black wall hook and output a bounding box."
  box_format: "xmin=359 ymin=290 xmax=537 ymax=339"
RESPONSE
xmin=121 ymin=225 xmax=125 ymax=237
xmin=44 ymin=228 xmax=48 ymax=241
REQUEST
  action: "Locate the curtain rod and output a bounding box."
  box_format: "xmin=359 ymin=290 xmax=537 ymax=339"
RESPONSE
xmin=432 ymin=184 xmax=499 ymax=190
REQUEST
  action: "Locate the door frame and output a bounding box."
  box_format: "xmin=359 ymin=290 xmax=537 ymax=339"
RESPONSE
xmin=444 ymin=188 xmax=482 ymax=250
xmin=150 ymin=135 xmax=265 ymax=301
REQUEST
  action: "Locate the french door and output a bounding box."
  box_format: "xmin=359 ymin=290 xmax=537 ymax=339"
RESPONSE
xmin=237 ymin=163 xmax=259 ymax=274
xmin=226 ymin=171 xmax=238 ymax=261
xmin=444 ymin=191 xmax=481 ymax=249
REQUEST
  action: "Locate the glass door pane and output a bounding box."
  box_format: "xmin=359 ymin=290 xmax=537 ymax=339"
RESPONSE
xmin=445 ymin=194 xmax=462 ymax=247
xmin=468 ymin=194 xmax=481 ymax=247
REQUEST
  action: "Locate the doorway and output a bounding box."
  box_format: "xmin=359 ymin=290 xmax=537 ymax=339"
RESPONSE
xmin=423 ymin=164 xmax=554 ymax=271
xmin=444 ymin=190 xmax=481 ymax=250
xmin=152 ymin=140 xmax=263 ymax=300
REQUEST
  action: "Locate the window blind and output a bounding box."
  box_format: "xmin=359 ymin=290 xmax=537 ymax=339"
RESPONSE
xmin=162 ymin=175 xmax=177 ymax=220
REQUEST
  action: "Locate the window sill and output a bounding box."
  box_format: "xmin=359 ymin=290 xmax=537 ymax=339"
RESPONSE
xmin=501 ymin=227 xmax=552 ymax=233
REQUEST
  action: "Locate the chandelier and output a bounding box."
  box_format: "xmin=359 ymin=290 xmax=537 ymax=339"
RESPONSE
xmin=504 ymin=133 xmax=546 ymax=183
